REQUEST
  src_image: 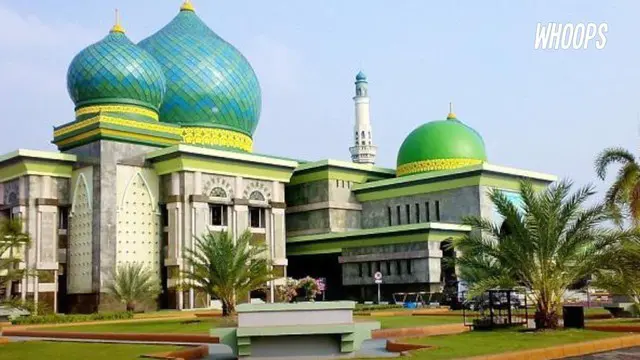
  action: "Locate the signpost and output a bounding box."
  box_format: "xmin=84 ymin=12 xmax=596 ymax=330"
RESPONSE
xmin=374 ymin=271 xmax=383 ymax=304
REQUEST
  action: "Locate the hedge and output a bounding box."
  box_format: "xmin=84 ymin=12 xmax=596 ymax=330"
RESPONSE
xmin=354 ymin=304 xmax=403 ymax=312
xmin=12 ymin=311 xmax=134 ymax=325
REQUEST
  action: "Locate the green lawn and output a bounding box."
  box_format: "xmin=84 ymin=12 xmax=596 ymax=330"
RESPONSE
xmin=0 ymin=341 xmax=182 ymax=360
xmin=589 ymin=318 xmax=640 ymax=325
xmin=394 ymin=329 xmax=619 ymax=359
xmin=359 ymin=315 xmax=462 ymax=329
xmin=584 ymin=307 xmax=612 ymax=316
xmin=37 ymin=317 xmax=235 ymax=334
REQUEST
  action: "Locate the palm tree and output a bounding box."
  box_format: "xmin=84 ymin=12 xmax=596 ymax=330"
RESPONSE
xmin=592 ymin=239 xmax=640 ymax=316
xmin=594 ymin=147 xmax=640 ymax=225
xmin=105 ymin=263 xmax=161 ymax=312
xmin=454 ymin=180 xmax=637 ymax=329
xmin=182 ymin=230 xmax=275 ymax=316
xmin=0 ymin=218 xmax=30 ymax=297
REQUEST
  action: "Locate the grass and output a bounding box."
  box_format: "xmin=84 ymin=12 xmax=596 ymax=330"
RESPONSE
xmin=590 ymin=318 xmax=640 ymax=325
xmin=36 ymin=313 xmax=461 ymax=334
xmin=356 ymin=315 xmax=462 ymax=329
xmin=37 ymin=317 xmax=235 ymax=334
xmin=0 ymin=341 xmax=182 ymax=360
xmin=394 ymin=329 xmax=619 ymax=359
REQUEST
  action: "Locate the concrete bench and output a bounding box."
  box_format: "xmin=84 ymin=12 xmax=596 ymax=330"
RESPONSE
xmin=211 ymin=301 xmax=380 ymax=359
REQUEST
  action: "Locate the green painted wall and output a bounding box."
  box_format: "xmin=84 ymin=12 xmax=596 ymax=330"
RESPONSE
xmin=354 ymin=173 xmax=549 ymax=202
xmin=152 ymin=155 xmax=294 ymax=182
xmin=286 ymin=227 xmax=467 ymax=256
xmin=289 ymin=166 xmax=391 ymax=186
xmin=0 ymin=159 xmax=73 ymax=182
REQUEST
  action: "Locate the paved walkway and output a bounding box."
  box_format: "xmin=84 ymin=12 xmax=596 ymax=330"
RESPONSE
xmin=567 ymin=347 xmax=640 ymax=359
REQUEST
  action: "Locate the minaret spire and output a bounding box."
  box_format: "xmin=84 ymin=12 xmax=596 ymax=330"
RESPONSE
xmin=110 ymin=9 xmax=125 ymax=34
xmin=349 ymin=71 xmax=377 ymax=164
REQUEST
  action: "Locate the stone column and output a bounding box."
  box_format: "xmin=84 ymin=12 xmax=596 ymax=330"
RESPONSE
xmin=36 ymin=198 xmax=58 ymax=313
xmin=189 ymin=194 xmax=208 ymax=309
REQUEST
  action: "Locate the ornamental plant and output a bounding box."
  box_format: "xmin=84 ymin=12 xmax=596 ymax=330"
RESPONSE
xmin=182 ymin=230 xmax=275 ymax=316
xmin=298 ymin=276 xmax=320 ymax=301
xmin=454 ymin=180 xmax=638 ymax=329
xmin=275 ymin=277 xmax=299 ymax=303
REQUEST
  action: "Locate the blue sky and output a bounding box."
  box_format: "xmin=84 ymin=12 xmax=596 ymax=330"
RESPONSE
xmin=1 ymin=0 xmax=638 ymax=201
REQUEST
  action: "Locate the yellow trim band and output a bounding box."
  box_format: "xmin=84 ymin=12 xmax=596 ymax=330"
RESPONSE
xmin=396 ymin=158 xmax=483 ymax=176
xmin=181 ymin=127 xmax=253 ymax=152
xmin=54 ymin=115 xmax=253 ymax=152
xmin=75 ymin=104 xmax=159 ymax=122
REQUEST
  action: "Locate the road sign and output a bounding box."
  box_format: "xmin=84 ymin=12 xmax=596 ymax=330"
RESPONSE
xmin=374 ymin=272 xmax=383 ymax=304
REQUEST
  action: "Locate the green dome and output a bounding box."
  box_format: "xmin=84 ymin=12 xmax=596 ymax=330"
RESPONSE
xmin=67 ymin=28 xmax=166 ymax=113
xmin=396 ymin=113 xmax=487 ymax=176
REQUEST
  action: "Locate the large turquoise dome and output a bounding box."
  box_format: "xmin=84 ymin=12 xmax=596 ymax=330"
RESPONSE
xmin=67 ymin=27 xmax=166 ymax=112
xmin=138 ymin=4 xmax=262 ymax=136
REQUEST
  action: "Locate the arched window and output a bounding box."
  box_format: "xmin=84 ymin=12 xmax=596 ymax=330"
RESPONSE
xmin=361 ymin=131 xmax=365 ymax=138
xmin=361 ymin=141 xmax=365 ymax=145
xmin=368 ymin=131 xmax=371 ymax=139
xmin=249 ymin=190 xmax=266 ymax=201
xmin=210 ymin=187 xmax=227 ymax=198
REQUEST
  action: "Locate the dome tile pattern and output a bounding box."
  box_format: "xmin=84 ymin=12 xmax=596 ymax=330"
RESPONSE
xmin=67 ymin=32 xmax=166 ymax=111
xmin=139 ymin=9 xmax=261 ymax=136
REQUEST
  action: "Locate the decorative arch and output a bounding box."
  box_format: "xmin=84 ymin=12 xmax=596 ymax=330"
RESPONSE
xmin=68 ymin=172 xmax=93 ymax=294
xmin=210 ymin=187 xmax=228 ymax=198
xmin=120 ymin=172 xmax=156 ymax=212
xmin=71 ymin=173 xmax=91 ymax=213
xmin=203 ymin=176 xmax=234 ymax=199
xmin=242 ymin=181 xmax=271 ymax=201
xmin=3 ymin=180 xmax=18 ymax=207
xmin=249 ymin=190 xmax=265 ymax=201
xmin=116 ymin=171 xmax=160 ymax=274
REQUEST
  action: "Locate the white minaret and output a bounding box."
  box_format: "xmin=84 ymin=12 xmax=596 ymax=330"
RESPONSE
xmin=349 ymin=71 xmax=377 ymax=164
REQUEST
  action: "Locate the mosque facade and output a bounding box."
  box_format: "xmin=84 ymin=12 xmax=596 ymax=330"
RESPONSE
xmin=0 ymin=2 xmax=555 ymax=313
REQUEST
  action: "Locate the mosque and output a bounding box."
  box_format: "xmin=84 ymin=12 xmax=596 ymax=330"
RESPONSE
xmin=0 ymin=2 xmax=555 ymax=313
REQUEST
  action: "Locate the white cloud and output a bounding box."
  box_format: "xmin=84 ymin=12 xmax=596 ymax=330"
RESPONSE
xmin=246 ymin=34 xmax=303 ymax=95
xmin=0 ymin=5 xmax=96 ymax=49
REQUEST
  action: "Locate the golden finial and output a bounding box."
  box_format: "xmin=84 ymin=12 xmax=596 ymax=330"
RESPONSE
xmin=180 ymin=0 xmax=195 ymax=11
xmin=110 ymin=9 xmax=125 ymax=34
xmin=447 ymin=102 xmax=457 ymax=120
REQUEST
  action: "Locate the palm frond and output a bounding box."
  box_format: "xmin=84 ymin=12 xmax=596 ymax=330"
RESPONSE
xmin=595 ymin=147 xmax=636 ymax=180
xmin=181 ymin=230 xmax=275 ymax=315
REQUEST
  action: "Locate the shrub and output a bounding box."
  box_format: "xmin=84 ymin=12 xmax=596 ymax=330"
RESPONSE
xmin=12 ymin=311 xmax=133 ymax=325
xmin=354 ymin=304 xmax=403 ymax=313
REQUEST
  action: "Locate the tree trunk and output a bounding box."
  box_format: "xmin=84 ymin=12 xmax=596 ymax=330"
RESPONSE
xmin=534 ymin=301 xmax=559 ymax=329
xmin=126 ymin=302 xmax=136 ymax=312
xmin=221 ymin=298 xmax=236 ymax=317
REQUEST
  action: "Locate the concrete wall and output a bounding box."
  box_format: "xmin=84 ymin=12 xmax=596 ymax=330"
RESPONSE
xmin=286 ymin=179 xmax=362 ymax=236
xmin=65 ymin=140 xmax=162 ymax=311
xmin=341 ymin=242 xmax=442 ymax=286
xmin=249 ymin=335 xmax=341 ymax=359
xmin=360 ymin=186 xmax=482 ymax=228
xmin=1 ymin=172 xmax=71 ymax=312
